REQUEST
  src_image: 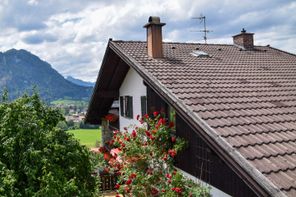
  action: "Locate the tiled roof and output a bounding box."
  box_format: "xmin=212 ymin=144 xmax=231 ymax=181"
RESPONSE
xmin=112 ymin=40 xmax=296 ymax=196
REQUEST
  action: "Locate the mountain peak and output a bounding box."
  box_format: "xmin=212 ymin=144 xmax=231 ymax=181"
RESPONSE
xmin=66 ymin=76 xmax=94 ymax=87
xmin=0 ymin=49 xmax=93 ymax=101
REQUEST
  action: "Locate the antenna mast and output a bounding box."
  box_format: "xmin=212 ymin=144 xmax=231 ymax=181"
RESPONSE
xmin=192 ymin=14 xmax=212 ymax=44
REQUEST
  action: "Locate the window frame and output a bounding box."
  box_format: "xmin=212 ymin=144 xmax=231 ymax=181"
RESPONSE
xmin=140 ymin=96 xmax=147 ymax=116
xmin=120 ymin=95 xmax=133 ymax=119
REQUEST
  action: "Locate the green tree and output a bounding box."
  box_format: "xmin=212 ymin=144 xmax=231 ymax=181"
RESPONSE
xmin=57 ymin=121 xmax=69 ymax=131
xmin=0 ymin=93 xmax=98 ymax=196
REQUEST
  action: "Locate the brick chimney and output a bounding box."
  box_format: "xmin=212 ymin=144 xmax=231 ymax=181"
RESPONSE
xmin=233 ymin=28 xmax=254 ymax=49
xmin=143 ymin=16 xmax=166 ymax=58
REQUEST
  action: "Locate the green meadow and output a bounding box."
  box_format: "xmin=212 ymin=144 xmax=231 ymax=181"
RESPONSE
xmin=68 ymin=129 xmax=101 ymax=148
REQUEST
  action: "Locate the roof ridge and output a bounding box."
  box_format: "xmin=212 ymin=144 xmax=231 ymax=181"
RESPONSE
xmin=112 ymin=40 xmax=146 ymax=43
xmin=111 ymin=40 xmax=271 ymax=48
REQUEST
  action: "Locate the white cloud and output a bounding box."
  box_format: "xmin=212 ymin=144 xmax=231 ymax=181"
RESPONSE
xmin=0 ymin=0 xmax=295 ymax=82
xmin=27 ymin=0 xmax=39 ymax=6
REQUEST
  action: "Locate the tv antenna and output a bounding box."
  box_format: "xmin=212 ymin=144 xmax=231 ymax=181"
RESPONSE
xmin=192 ymin=14 xmax=212 ymax=44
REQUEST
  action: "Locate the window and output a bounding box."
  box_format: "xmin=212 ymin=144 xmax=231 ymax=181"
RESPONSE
xmin=190 ymin=50 xmax=210 ymax=57
xmin=120 ymin=96 xmax=124 ymax=116
xmin=120 ymin=96 xmax=133 ymax=118
xmin=141 ymin=96 xmax=147 ymax=116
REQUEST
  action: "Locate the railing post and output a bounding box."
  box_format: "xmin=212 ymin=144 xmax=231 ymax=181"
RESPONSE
xmin=101 ymin=119 xmax=112 ymax=146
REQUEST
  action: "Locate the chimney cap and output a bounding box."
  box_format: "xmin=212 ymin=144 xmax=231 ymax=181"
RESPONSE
xmin=233 ymin=28 xmax=254 ymax=38
xmin=143 ymin=16 xmax=166 ymax=28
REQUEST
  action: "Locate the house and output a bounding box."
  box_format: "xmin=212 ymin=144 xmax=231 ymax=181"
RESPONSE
xmin=86 ymin=16 xmax=296 ymax=197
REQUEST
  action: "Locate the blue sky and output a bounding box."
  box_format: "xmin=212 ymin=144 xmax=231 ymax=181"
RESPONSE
xmin=0 ymin=0 xmax=295 ymax=82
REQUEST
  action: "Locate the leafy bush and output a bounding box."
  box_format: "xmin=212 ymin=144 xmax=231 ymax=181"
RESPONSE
xmin=98 ymin=113 xmax=210 ymax=197
xmin=0 ymin=93 xmax=98 ymax=196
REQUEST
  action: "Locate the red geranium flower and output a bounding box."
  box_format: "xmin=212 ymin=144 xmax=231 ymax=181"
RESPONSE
xmin=172 ymin=187 xmax=182 ymax=193
xmin=125 ymin=186 xmax=130 ymax=193
xmin=153 ymin=111 xmax=159 ymax=117
xmin=171 ymin=136 xmax=176 ymax=143
xmin=103 ymin=167 xmax=109 ymax=173
xmin=157 ymin=118 xmax=166 ymax=128
xmin=114 ymin=183 xmax=120 ymax=189
xmin=99 ymin=146 xmax=106 ymax=153
xmin=105 ymin=114 xmax=116 ymax=122
xmin=173 ymin=170 xmax=177 ymax=175
xmin=151 ymin=187 xmax=159 ymax=196
xmin=104 ymin=153 xmax=111 ymax=161
xmin=163 ymin=154 xmax=168 ymax=161
xmin=145 ymin=130 xmax=151 ymax=137
xmin=132 ymin=130 xmax=137 ymax=138
xmin=169 ymin=121 xmax=175 ymax=128
xmin=166 ymin=173 xmax=172 ymax=179
xmin=129 ymin=173 xmax=137 ymax=179
xmin=168 ymin=149 xmax=177 ymax=157
xmin=126 ymin=179 xmax=132 ymax=185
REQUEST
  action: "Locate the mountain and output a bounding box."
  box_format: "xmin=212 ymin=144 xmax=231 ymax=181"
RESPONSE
xmin=0 ymin=49 xmax=93 ymax=101
xmin=66 ymin=76 xmax=94 ymax=87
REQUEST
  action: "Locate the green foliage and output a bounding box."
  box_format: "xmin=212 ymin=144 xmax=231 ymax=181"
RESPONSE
xmin=0 ymin=93 xmax=98 ymax=196
xmin=98 ymin=113 xmax=210 ymax=197
xmin=56 ymin=121 xmax=68 ymax=131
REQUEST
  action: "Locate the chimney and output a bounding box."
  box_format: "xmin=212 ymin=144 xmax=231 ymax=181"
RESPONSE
xmin=143 ymin=16 xmax=166 ymax=58
xmin=233 ymin=28 xmax=254 ymax=49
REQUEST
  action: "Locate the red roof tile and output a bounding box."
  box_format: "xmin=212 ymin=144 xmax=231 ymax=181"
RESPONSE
xmin=112 ymin=41 xmax=296 ymax=196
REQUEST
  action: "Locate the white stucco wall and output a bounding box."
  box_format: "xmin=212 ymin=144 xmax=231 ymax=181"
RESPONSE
xmin=175 ymin=167 xmax=232 ymax=197
xmin=119 ymin=67 xmax=146 ymax=131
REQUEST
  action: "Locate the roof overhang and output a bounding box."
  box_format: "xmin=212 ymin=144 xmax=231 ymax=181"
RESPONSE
xmin=85 ymin=40 xmax=130 ymax=124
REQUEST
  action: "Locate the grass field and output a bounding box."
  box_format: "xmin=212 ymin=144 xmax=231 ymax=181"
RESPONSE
xmin=68 ymin=129 xmax=101 ymax=148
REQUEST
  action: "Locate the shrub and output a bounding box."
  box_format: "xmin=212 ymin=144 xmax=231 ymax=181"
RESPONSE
xmin=0 ymin=93 xmax=98 ymax=196
xmin=98 ymin=113 xmax=210 ymax=197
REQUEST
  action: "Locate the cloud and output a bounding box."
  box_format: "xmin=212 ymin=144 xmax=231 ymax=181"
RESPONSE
xmin=0 ymin=0 xmax=295 ymax=82
xmin=22 ymin=32 xmax=57 ymax=44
